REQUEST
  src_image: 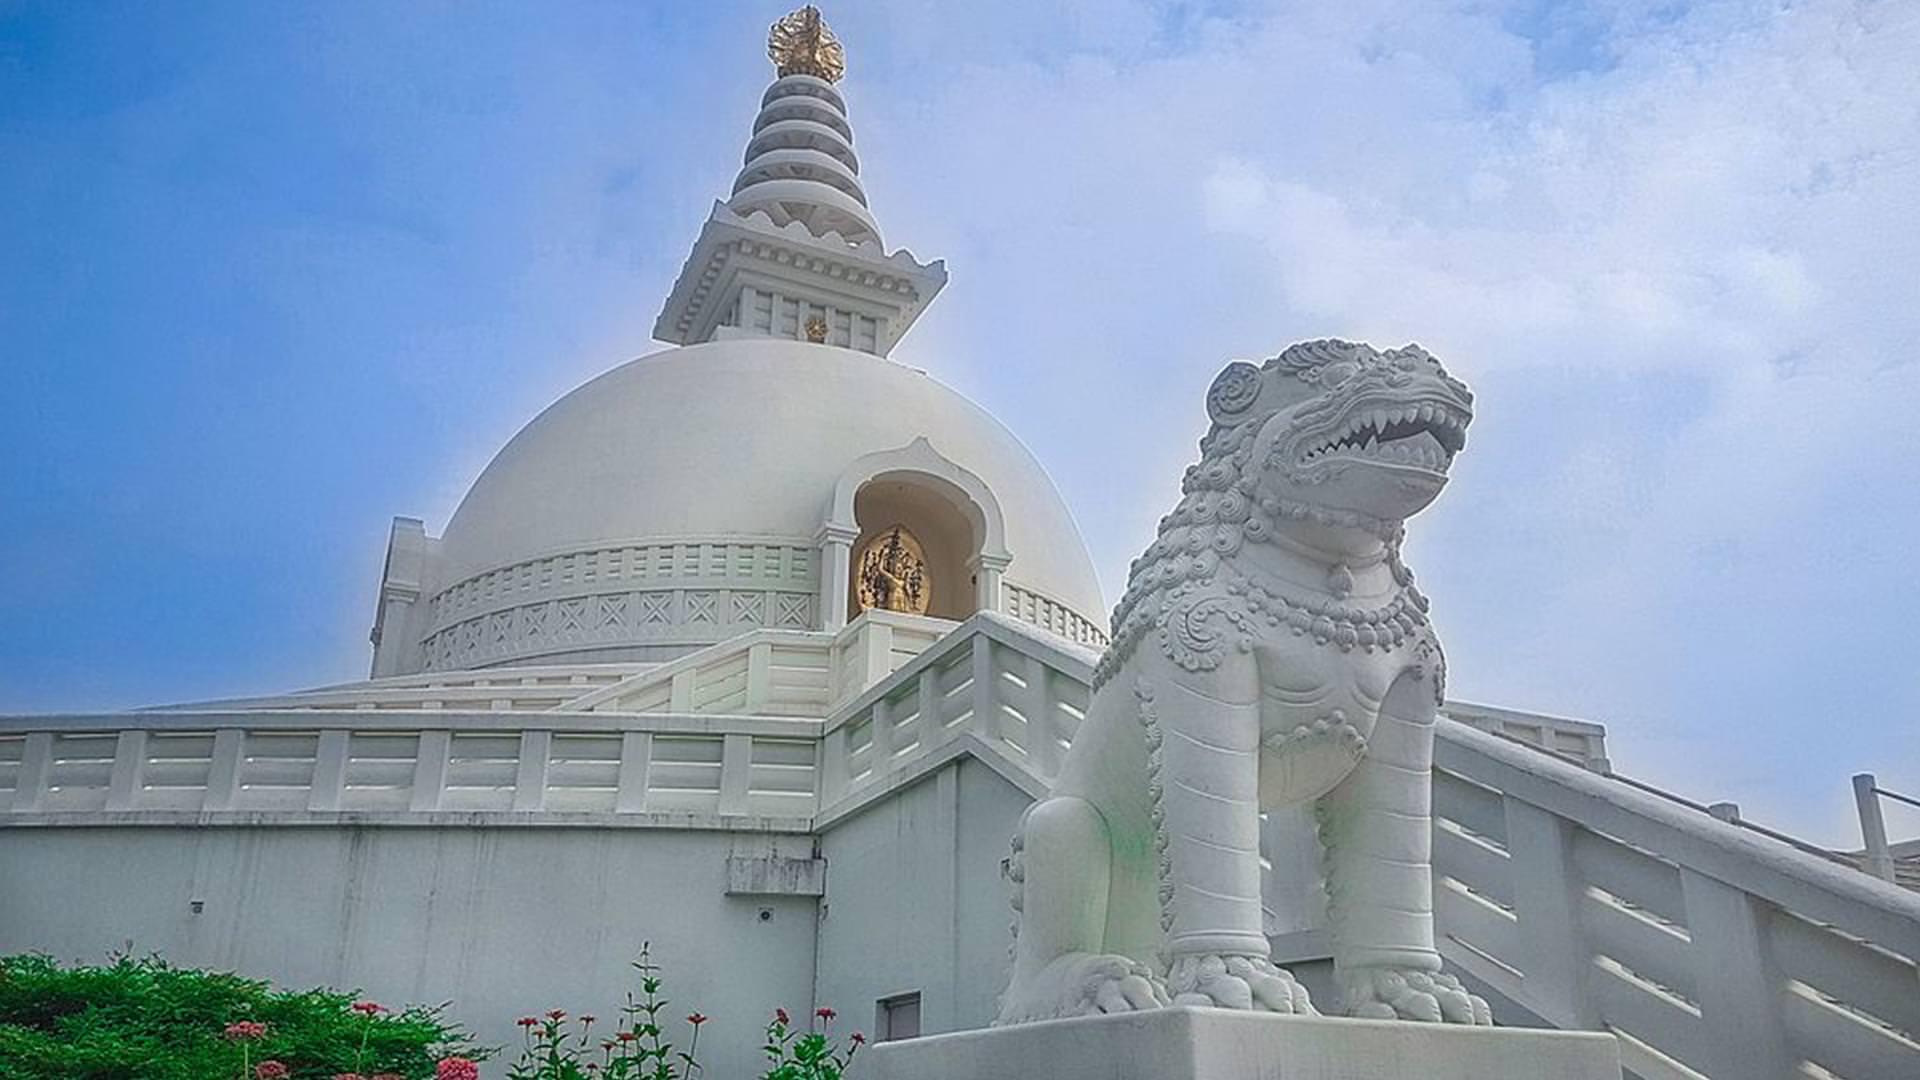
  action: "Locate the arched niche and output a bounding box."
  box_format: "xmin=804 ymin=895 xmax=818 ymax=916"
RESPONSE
xmin=817 ymin=438 xmax=1011 ymax=630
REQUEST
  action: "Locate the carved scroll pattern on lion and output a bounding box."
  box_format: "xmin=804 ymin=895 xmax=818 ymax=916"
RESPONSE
xmin=997 ymin=339 xmax=1492 ymax=1026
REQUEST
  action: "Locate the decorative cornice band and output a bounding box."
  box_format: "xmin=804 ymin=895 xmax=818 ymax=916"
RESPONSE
xmin=427 ymin=536 xmax=818 ymax=630
xmin=420 ymin=588 xmax=817 ymax=671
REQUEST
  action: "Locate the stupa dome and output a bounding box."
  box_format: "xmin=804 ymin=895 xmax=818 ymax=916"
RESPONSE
xmin=372 ymin=339 xmax=1106 ymax=674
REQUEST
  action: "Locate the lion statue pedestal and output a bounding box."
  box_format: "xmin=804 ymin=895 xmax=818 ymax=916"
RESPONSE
xmin=865 ymin=1008 xmax=1622 ymax=1080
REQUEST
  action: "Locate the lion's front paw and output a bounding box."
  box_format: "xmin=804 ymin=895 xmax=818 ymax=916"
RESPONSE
xmin=1167 ymin=954 xmax=1316 ymax=1015
xmin=998 ymin=953 xmax=1170 ymax=1023
xmin=1343 ymin=967 xmax=1491 ymax=1025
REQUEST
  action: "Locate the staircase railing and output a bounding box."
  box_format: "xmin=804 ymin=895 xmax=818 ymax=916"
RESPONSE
xmin=1432 ymin=725 xmax=1920 ymax=1080
xmin=822 ymin=614 xmax=1920 ymax=1080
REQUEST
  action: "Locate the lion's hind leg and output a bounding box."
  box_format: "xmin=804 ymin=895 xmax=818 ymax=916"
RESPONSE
xmin=996 ymin=796 xmax=1169 ymax=1023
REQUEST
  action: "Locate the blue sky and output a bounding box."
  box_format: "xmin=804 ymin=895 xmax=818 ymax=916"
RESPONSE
xmin=2 ymin=0 xmax=1916 ymax=847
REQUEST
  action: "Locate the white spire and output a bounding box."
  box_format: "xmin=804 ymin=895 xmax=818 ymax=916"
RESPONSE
xmin=727 ymin=74 xmax=880 ymax=246
xmin=654 ymin=7 xmax=945 ymax=357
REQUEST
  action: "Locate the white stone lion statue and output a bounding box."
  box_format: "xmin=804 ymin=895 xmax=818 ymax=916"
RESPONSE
xmin=997 ymin=339 xmax=1492 ymax=1027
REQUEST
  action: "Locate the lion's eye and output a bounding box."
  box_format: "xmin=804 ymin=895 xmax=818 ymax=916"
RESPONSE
xmin=1317 ymin=360 xmax=1358 ymax=387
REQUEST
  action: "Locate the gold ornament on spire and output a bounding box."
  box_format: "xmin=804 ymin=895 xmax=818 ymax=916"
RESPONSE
xmin=768 ymin=5 xmax=846 ymax=83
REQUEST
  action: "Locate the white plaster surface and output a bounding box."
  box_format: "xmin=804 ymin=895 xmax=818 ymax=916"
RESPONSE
xmin=865 ymin=1007 xmax=1621 ymax=1080
xmin=813 ymin=757 xmax=1034 ymax=1037
xmin=0 ymin=826 xmax=819 ymax=1080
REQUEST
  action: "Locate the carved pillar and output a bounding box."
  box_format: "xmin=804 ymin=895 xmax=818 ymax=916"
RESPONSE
xmin=816 ymin=522 xmax=861 ymax=632
xmin=968 ymin=550 xmax=1011 ymax=616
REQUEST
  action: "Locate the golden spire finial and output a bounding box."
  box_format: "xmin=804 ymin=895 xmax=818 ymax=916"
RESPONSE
xmin=768 ymin=5 xmax=845 ymax=83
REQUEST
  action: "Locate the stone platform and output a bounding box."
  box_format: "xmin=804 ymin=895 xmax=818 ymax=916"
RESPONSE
xmin=864 ymin=1008 xmax=1622 ymax=1080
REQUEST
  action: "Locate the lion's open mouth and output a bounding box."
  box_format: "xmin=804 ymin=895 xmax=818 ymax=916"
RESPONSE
xmin=1299 ymin=401 xmax=1469 ymax=470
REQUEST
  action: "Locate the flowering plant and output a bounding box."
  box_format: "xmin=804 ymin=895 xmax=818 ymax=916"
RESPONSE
xmin=507 ymin=943 xmax=703 ymax=1080
xmin=0 ymin=952 xmax=485 ymax=1080
xmin=759 ymin=1006 xmax=861 ymax=1080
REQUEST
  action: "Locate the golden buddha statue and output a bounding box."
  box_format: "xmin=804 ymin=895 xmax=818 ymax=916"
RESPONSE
xmin=854 ymin=525 xmax=930 ymax=615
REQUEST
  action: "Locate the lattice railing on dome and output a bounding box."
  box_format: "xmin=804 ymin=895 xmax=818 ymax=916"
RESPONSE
xmin=1001 ymin=581 xmax=1108 ymax=648
xmin=418 ymin=538 xmax=819 ymax=670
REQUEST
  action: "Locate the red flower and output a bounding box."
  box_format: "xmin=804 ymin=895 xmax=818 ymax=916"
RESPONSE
xmin=255 ymin=1062 xmax=290 ymax=1080
xmin=617 ymin=1030 xmax=638 ymax=1042
xmin=852 ymin=1032 xmax=867 ymax=1046
xmin=435 ymin=1061 xmax=479 ymax=1080
xmin=352 ymin=1001 xmax=386 ymax=1016
xmin=547 ymin=1009 xmax=567 ymax=1021
xmin=517 ymin=1016 xmax=538 ymax=1028
xmin=775 ymin=1007 xmax=790 ymax=1026
xmin=816 ymin=1007 xmax=836 ymax=1021
xmin=223 ymin=1020 xmax=267 ymax=1040
xmin=687 ymin=1012 xmax=708 ymax=1026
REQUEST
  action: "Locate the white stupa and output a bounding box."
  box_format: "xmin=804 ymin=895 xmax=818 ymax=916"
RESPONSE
xmin=369 ymin=20 xmax=1106 ymax=678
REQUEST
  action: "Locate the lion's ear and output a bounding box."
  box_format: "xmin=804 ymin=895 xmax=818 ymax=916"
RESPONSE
xmin=1205 ymin=361 xmax=1266 ymax=425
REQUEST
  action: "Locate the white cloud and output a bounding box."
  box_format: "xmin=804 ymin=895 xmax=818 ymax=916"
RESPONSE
xmin=836 ymin=0 xmax=1920 ymax=842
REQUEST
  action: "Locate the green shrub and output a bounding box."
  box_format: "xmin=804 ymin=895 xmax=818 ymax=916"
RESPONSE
xmin=0 ymin=953 xmax=486 ymax=1080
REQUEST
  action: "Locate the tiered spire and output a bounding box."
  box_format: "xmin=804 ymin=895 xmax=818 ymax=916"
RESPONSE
xmin=728 ymin=15 xmax=877 ymax=246
xmin=653 ymin=6 xmax=945 ymax=357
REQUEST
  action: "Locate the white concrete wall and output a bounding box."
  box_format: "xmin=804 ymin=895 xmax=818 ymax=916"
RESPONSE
xmin=813 ymin=757 xmax=1033 ymax=1037
xmin=0 ymin=826 xmax=820 ymax=1078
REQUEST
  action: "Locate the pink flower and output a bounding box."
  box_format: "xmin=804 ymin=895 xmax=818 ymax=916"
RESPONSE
xmin=687 ymin=1012 xmax=708 ymax=1026
xmin=223 ymin=1020 xmax=267 ymax=1040
xmin=517 ymin=1016 xmax=538 ymax=1028
xmin=546 ymin=1009 xmax=567 ymax=1022
xmin=352 ymin=1000 xmax=386 ymax=1016
xmin=816 ymin=1007 xmax=836 ymax=1021
xmin=435 ymin=1058 xmax=480 ymax=1080
xmin=372 ymin=1075 xmax=406 ymax=1080
xmin=851 ymin=1032 xmax=866 ymax=1046
xmin=617 ymin=1030 xmax=638 ymax=1042
xmin=332 ymin=1074 xmax=366 ymax=1080
xmin=580 ymin=1013 xmax=597 ymax=1025
xmin=255 ymin=1062 xmax=290 ymax=1080
xmin=774 ymin=1007 xmax=790 ymax=1026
